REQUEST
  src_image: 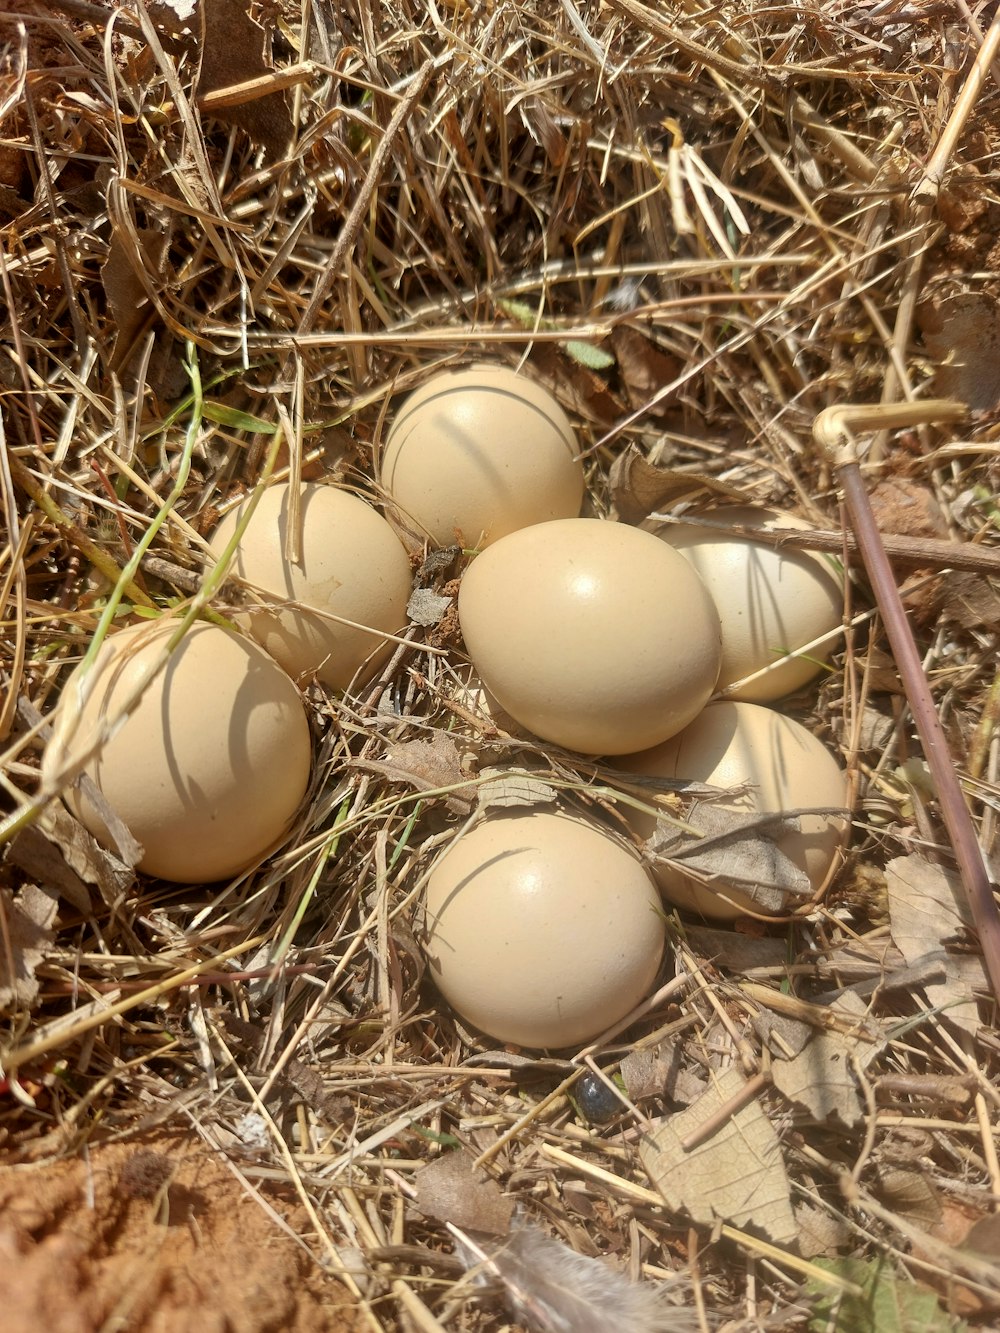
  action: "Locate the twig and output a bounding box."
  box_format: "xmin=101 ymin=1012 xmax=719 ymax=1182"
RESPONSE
xmin=814 ymin=401 xmax=1000 ymax=1005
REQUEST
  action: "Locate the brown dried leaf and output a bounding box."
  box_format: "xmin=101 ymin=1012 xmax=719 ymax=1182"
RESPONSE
xmin=639 ymin=1066 xmax=797 ymax=1244
xmin=0 ymin=885 xmax=58 ymax=1010
xmin=609 ymin=446 xmax=752 ymax=526
xmin=610 ymin=327 xmax=683 ymax=416
xmin=101 ymin=224 xmax=169 ymax=367
xmin=621 ymin=1042 xmax=704 ymax=1106
xmin=414 ymin=1149 xmax=513 ymax=1236
xmin=6 ymin=804 xmax=135 ymax=913
xmin=196 ymin=0 xmax=293 ymax=160
xmin=770 ymin=1031 xmax=862 ymax=1127
xmin=921 ymin=293 xmax=1000 ymax=412
xmin=795 ymin=1202 xmax=852 ymax=1259
xmin=876 ymin=1166 xmax=942 ymax=1229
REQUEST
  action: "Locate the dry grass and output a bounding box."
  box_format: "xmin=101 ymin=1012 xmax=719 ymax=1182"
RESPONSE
xmin=2 ymin=0 xmax=1000 ymax=1328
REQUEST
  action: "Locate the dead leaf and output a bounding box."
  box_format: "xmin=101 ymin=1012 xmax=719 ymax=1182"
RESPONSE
xmin=6 ymin=803 xmax=135 ymax=913
xmin=196 ymin=0 xmax=293 ymax=160
xmin=939 ymin=571 xmax=1000 ymax=632
xmin=609 ymin=446 xmax=752 ymax=526
xmin=876 ymin=1166 xmax=942 ymax=1228
xmin=886 ymin=856 xmax=972 ymax=961
xmin=0 ymin=885 xmax=58 ymax=1011
xmin=640 ymin=1066 xmax=797 ymax=1245
xmin=686 ymin=926 xmax=793 ymax=976
xmin=357 ymin=734 xmax=475 ymax=812
xmin=795 ymin=1202 xmax=852 ymax=1259
xmin=621 ymin=1041 xmax=705 ymax=1106
xmin=414 ymin=1149 xmax=513 ymax=1236
xmin=610 ymin=326 xmax=683 ymax=415
xmin=647 ymin=803 xmax=812 ymax=911
xmin=921 ymin=293 xmax=1000 ymax=413
xmin=101 ymin=223 xmax=169 ymax=368
xmin=477 ymin=768 xmax=558 ymax=811
xmin=771 ymin=1031 xmax=862 ymax=1127
xmin=885 ymin=856 xmax=979 ymax=1034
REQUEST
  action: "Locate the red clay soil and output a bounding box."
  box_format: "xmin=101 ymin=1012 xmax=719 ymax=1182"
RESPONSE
xmin=0 ymin=1130 xmax=365 ymax=1333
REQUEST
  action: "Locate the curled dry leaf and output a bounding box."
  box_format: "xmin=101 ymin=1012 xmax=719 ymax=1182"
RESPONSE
xmin=357 ymin=734 xmax=475 ymax=812
xmin=608 ymin=446 xmax=752 ymax=526
xmin=639 ymin=1066 xmax=797 ymax=1245
xmin=770 ymin=1031 xmax=863 ymax=1127
xmin=6 ymin=803 xmax=135 ymax=913
xmin=646 ymin=802 xmax=812 ymax=911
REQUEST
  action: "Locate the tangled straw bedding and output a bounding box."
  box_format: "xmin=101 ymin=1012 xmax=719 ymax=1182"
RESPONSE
xmin=2 ymin=1 xmax=1000 ymax=1327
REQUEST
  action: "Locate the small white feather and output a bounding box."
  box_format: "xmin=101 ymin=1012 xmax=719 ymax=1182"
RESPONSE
xmin=456 ymin=1218 xmax=695 ymax=1333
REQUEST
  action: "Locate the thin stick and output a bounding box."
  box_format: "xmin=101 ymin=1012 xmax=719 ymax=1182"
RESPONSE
xmin=815 ymin=402 xmax=1000 ymax=1005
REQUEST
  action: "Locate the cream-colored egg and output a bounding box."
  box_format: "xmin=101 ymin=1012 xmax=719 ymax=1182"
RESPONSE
xmin=209 ymin=483 xmax=412 ymax=691
xmin=43 ymin=620 xmax=311 ymax=883
xmin=646 ymin=507 xmax=843 ymax=701
xmin=380 ymin=364 xmax=584 ymax=547
xmin=423 ymin=811 xmax=665 ymax=1048
xmin=457 ymin=518 xmax=722 ymax=755
xmin=619 ymin=701 xmax=847 ymax=920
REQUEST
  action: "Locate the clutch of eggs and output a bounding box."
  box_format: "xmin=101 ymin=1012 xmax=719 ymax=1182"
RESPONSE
xmin=209 ymin=482 xmax=413 ymax=691
xmin=422 ymin=810 xmax=665 ymax=1049
xmin=646 ymin=507 xmax=844 ymax=701
xmin=458 ymin=518 xmax=722 ymax=754
xmin=42 ymin=619 xmax=312 ymax=883
xmin=617 ymin=700 xmax=848 ymax=920
xmin=380 ymin=364 xmax=585 ymax=547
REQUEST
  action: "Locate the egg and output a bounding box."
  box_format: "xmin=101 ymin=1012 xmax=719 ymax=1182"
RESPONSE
xmin=619 ymin=701 xmax=847 ymax=920
xmin=646 ymin=507 xmax=843 ymax=701
xmin=43 ymin=619 xmax=311 ymax=883
xmin=380 ymin=364 xmax=584 ymax=547
xmin=457 ymin=518 xmax=722 ymax=754
xmin=422 ymin=811 xmax=665 ymax=1048
xmin=209 ymin=483 xmax=412 ymax=691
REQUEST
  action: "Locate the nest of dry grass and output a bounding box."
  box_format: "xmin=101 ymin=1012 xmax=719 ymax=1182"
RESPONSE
xmin=2 ymin=1 xmax=1000 ymax=1329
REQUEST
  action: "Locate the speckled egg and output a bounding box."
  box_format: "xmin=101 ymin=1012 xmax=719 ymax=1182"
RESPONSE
xmin=646 ymin=507 xmax=844 ymax=701
xmin=209 ymin=482 xmax=412 ymax=691
xmin=457 ymin=518 xmax=722 ymax=754
xmin=43 ymin=619 xmax=312 ymax=883
xmin=380 ymin=364 xmax=584 ymax=547
xmin=423 ymin=811 xmax=665 ymax=1049
xmin=619 ymin=701 xmax=847 ymax=920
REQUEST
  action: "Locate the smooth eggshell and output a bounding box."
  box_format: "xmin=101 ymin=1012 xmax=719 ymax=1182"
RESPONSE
xmin=380 ymin=364 xmax=584 ymax=547
xmin=457 ymin=518 xmax=722 ymax=754
xmin=43 ymin=620 xmax=311 ymax=883
xmin=209 ymin=483 xmax=412 ymax=691
xmin=423 ymin=811 xmax=665 ymax=1048
xmin=619 ymin=701 xmax=847 ymax=920
xmin=647 ymin=507 xmax=843 ymax=701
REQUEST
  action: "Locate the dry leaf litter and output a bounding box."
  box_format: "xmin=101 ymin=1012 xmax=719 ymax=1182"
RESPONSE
xmin=2 ymin=1 xmax=1000 ymax=1330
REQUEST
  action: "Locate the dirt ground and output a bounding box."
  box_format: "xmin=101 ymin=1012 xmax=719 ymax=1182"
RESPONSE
xmin=0 ymin=1129 xmax=364 ymax=1333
